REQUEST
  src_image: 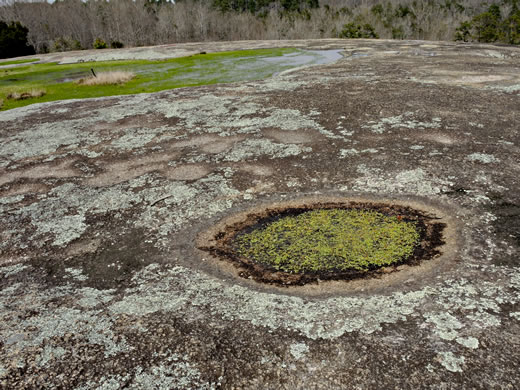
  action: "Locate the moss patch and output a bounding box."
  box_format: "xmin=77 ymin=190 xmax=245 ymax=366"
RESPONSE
xmin=233 ymin=209 xmax=420 ymax=273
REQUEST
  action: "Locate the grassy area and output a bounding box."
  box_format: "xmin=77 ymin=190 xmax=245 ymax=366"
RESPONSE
xmin=0 ymin=48 xmax=303 ymax=111
xmin=233 ymin=209 xmax=420 ymax=274
xmin=0 ymin=58 xmax=39 ymax=66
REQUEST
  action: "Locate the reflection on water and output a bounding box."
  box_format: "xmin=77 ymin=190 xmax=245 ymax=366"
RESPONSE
xmin=135 ymin=49 xmax=343 ymax=89
xmin=262 ymin=49 xmax=343 ymax=66
xmin=3 ymin=49 xmax=343 ymax=90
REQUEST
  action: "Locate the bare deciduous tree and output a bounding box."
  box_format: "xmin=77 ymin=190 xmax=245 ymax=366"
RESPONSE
xmin=0 ymin=0 xmax=513 ymax=54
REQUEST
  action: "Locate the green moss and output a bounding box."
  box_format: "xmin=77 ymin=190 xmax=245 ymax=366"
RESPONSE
xmin=0 ymin=48 xmax=306 ymax=110
xmin=233 ymin=209 xmax=420 ymax=273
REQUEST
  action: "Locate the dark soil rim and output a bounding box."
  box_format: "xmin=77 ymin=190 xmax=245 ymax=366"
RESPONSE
xmin=198 ymin=200 xmax=446 ymax=286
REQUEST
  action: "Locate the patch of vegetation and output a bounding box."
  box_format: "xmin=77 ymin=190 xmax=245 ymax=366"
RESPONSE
xmin=53 ymin=37 xmax=82 ymax=52
xmin=0 ymin=58 xmax=38 ymax=66
xmin=77 ymin=71 xmax=135 ymax=86
xmin=339 ymin=22 xmax=379 ymax=39
xmin=0 ymin=21 xmax=35 ymax=59
xmin=0 ymin=47 xmax=303 ymax=110
xmin=233 ymin=209 xmax=420 ymax=274
xmin=110 ymin=41 xmax=124 ymax=49
xmin=6 ymin=88 xmax=45 ymax=100
xmin=93 ymin=38 xmax=108 ymax=49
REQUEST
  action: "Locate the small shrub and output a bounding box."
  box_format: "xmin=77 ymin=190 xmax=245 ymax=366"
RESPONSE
xmin=280 ymin=0 xmax=298 ymax=12
xmin=306 ymin=0 xmax=319 ymax=9
xmin=504 ymin=4 xmax=520 ymax=44
xmin=395 ymin=5 xmax=414 ymax=19
xmin=93 ymin=38 xmax=108 ymax=49
xmin=6 ymin=88 xmax=46 ymax=100
xmin=339 ymin=22 xmax=379 ymax=39
xmin=77 ymin=71 xmax=135 ymax=86
xmin=455 ymin=21 xmax=472 ymax=42
xmin=371 ymin=4 xmax=384 ymax=17
xmin=392 ymin=26 xmax=405 ymax=39
xmin=110 ymin=41 xmax=124 ymax=49
xmin=53 ymin=37 xmax=81 ymax=52
xmin=339 ymin=7 xmax=352 ymax=16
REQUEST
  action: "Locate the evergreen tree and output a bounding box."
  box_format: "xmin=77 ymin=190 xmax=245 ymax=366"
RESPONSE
xmin=0 ymin=21 xmax=35 ymax=59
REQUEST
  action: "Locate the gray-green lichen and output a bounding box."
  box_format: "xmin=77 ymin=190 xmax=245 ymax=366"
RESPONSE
xmin=362 ymin=112 xmax=441 ymax=134
xmin=157 ymin=95 xmax=326 ymax=136
xmin=135 ymin=173 xmax=240 ymax=246
xmin=0 ymin=118 xmax=103 ymax=160
xmin=107 ymin=264 xmax=517 ymax=351
xmin=455 ymin=336 xmax=479 ymax=349
xmin=438 ymin=352 xmax=465 ymax=373
xmin=129 ymin=354 xmax=215 ymax=390
xmin=65 ymin=268 xmax=89 ymax=282
xmin=222 ymin=139 xmax=311 ymax=162
xmin=1 ymin=40 xmax=519 ymax=387
xmin=289 ymin=343 xmax=309 ymax=360
xmin=36 ymin=345 xmax=66 ymax=368
xmin=0 ymin=363 xmax=6 ymax=379
xmin=424 ymin=312 xmax=463 ymax=341
xmin=0 ymin=263 xmax=28 ymax=277
xmin=354 ymin=167 xmax=453 ymax=195
xmin=466 ymin=153 xmax=500 ymax=164
xmin=4 ymin=182 xmax=142 ymax=249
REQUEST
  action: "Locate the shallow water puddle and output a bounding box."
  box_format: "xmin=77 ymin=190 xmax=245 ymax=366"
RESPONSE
xmin=128 ymin=49 xmax=342 ymax=87
xmin=0 ymin=48 xmax=342 ymax=110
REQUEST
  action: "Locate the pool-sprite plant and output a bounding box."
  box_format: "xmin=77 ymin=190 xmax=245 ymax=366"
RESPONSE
xmin=0 ymin=47 xmax=304 ymax=111
xmin=233 ymin=209 xmax=420 ymax=273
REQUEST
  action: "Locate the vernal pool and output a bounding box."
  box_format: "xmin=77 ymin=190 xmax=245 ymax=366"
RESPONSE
xmin=115 ymin=49 xmax=343 ymax=88
xmin=0 ymin=48 xmax=343 ymax=110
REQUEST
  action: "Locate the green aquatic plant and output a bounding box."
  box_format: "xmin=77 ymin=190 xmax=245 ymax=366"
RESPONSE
xmin=0 ymin=47 xmax=316 ymax=110
xmin=233 ymin=208 xmax=420 ymax=273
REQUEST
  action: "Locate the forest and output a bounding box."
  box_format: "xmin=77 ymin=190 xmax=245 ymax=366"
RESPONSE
xmin=0 ymin=0 xmax=519 ymax=56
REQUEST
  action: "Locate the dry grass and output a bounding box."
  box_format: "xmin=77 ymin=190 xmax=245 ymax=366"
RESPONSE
xmin=6 ymin=89 xmax=46 ymax=100
xmin=77 ymin=71 xmax=135 ymax=86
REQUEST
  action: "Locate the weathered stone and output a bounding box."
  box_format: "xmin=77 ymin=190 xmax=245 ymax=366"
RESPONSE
xmin=1 ymin=39 xmax=519 ymax=389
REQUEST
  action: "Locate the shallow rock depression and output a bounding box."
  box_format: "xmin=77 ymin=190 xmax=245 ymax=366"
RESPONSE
xmin=198 ymin=197 xmax=447 ymax=287
xmin=1 ymin=39 xmax=520 ymax=389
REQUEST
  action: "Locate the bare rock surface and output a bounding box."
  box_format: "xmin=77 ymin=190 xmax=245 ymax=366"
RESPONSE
xmin=1 ymin=39 xmax=520 ymax=389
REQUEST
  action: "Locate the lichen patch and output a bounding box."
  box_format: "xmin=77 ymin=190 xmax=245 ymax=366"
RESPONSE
xmin=1 ymin=39 xmax=519 ymax=387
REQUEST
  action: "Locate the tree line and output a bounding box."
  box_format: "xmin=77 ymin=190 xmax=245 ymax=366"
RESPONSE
xmin=0 ymin=0 xmax=519 ymax=57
